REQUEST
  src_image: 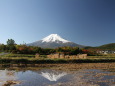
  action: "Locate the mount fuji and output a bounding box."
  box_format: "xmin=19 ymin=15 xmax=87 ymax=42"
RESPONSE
xmin=27 ymin=34 xmax=85 ymax=48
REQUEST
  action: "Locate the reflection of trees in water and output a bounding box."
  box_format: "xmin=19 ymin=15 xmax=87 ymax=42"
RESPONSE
xmin=0 ymin=69 xmax=17 ymax=85
xmin=40 ymin=70 xmax=67 ymax=81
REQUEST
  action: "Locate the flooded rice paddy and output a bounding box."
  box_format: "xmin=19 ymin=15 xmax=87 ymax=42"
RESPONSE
xmin=1 ymin=63 xmax=115 ymax=86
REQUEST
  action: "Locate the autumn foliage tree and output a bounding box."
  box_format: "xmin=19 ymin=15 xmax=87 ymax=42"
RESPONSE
xmin=0 ymin=39 xmax=98 ymax=55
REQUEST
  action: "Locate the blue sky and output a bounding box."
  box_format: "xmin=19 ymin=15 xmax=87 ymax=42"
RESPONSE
xmin=0 ymin=0 xmax=115 ymax=46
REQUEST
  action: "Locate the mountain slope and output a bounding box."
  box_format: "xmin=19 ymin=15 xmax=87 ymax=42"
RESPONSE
xmin=85 ymin=43 xmax=115 ymax=50
xmin=98 ymin=43 xmax=115 ymax=50
xmin=27 ymin=34 xmax=85 ymax=48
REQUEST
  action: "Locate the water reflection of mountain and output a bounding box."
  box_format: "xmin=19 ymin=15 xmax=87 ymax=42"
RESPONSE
xmin=16 ymin=69 xmax=71 ymax=86
xmin=39 ymin=70 xmax=67 ymax=81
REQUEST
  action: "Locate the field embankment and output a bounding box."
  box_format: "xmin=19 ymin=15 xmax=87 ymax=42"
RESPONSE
xmin=0 ymin=54 xmax=115 ymax=66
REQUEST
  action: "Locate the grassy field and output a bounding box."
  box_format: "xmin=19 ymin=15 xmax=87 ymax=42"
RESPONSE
xmin=0 ymin=53 xmax=46 ymax=59
xmin=0 ymin=54 xmax=115 ymax=65
xmin=88 ymin=54 xmax=115 ymax=59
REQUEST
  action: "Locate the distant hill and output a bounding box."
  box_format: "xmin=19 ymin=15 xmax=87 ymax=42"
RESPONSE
xmin=85 ymin=43 xmax=115 ymax=50
xmin=98 ymin=43 xmax=115 ymax=50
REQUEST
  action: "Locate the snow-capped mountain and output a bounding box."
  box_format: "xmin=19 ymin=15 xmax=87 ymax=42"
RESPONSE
xmin=42 ymin=34 xmax=70 ymax=43
xmin=27 ymin=34 xmax=85 ymax=48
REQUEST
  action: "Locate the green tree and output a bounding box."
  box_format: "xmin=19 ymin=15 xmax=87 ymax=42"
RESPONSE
xmin=7 ymin=39 xmax=15 ymax=45
xmin=0 ymin=44 xmax=6 ymax=52
xmin=6 ymin=39 xmax=16 ymax=53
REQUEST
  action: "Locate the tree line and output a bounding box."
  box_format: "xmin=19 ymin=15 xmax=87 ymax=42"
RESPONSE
xmin=0 ymin=39 xmax=98 ymax=55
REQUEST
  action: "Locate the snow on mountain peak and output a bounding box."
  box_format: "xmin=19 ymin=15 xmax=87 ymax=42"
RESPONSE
xmin=42 ymin=34 xmax=70 ymax=43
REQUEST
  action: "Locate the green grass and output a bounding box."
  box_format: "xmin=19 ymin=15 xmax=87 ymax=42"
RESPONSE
xmin=0 ymin=53 xmax=47 ymax=58
xmin=88 ymin=55 xmax=115 ymax=59
xmin=0 ymin=58 xmax=114 ymax=64
xmin=1 ymin=54 xmax=35 ymax=58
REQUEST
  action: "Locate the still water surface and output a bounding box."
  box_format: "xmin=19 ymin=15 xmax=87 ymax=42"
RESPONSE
xmin=1 ymin=68 xmax=115 ymax=86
